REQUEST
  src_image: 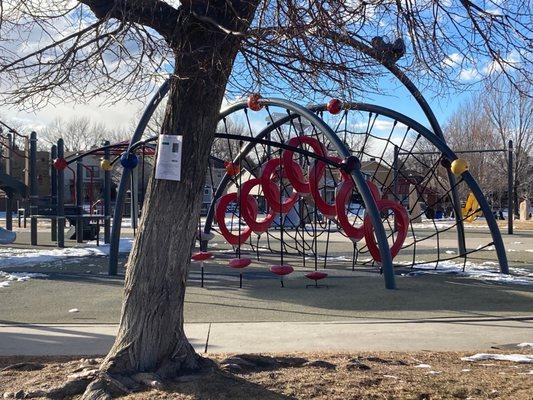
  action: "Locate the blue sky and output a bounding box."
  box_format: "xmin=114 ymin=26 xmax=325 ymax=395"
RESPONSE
xmin=362 ymin=77 xmax=472 ymax=129
xmin=1 ymin=61 xmax=479 ymax=135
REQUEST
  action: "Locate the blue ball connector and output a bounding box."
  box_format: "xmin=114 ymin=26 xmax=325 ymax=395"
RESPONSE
xmin=120 ymin=152 xmax=139 ymax=169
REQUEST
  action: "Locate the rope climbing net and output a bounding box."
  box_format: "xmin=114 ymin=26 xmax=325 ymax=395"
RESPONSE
xmin=201 ymin=99 xmax=507 ymax=274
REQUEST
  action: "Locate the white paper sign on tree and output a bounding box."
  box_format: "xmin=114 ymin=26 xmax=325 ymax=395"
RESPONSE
xmin=155 ymin=135 xmax=183 ymax=181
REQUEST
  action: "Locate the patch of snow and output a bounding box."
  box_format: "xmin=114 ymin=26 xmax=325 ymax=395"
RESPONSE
xmin=305 ymin=255 xmax=351 ymax=262
xmin=445 ymin=250 xmax=456 ymax=254
xmin=406 ymin=260 xmax=533 ymax=286
xmin=507 ymin=248 xmax=516 ymax=252
xmin=526 ymin=249 xmax=533 ymax=253
xmin=518 ymin=370 xmax=533 ymax=375
xmin=68 ymin=308 xmax=79 ymax=313
xmin=414 ymin=364 xmax=431 ymax=368
xmin=461 ymin=369 xmax=471 ymax=372
xmin=0 ymin=271 xmax=48 ymax=288
xmin=517 ymin=343 xmax=533 ymax=349
xmin=426 ymin=371 xmax=441 ymax=375
xmin=476 ymin=244 xmax=495 ymax=251
xmin=0 ymin=238 xmax=134 ymax=267
xmin=461 ymin=354 xmax=533 ymax=363
xmin=513 ymin=241 xmax=522 ymax=244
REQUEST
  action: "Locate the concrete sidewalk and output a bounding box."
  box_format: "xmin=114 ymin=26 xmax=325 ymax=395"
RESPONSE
xmin=1 ymin=316 xmax=532 ymax=356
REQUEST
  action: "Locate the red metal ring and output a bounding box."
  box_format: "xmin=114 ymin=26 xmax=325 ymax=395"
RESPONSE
xmin=261 ymin=158 xmax=300 ymax=214
xmin=335 ymin=178 xmax=365 ymax=241
xmin=239 ymin=178 xmax=277 ymax=233
xmin=282 ymin=136 xmax=326 ymax=194
xmin=215 ymin=192 xmax=257 ymax=245
xmin=308 ymin=155 xmax=345 ymax=218
xmin=364 ymin=199 xmax=409 ymax=262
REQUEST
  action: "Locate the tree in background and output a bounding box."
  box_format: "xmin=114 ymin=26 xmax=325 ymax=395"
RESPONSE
xmin=0 ymin=0 xmax=531 ymax=397
xmin=40 ymin=116 xmax=112 ymax=151
xmin=483 ymin=77 xmax=532 ymax=213
xmin=443 ymin=77 xmax=532 ymax=211
xmin=443 ymin=97 xmax=502 ymax=202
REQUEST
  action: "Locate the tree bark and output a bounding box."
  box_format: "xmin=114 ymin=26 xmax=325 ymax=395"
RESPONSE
xmin=92 ymin=7 xmax=255 ymax=382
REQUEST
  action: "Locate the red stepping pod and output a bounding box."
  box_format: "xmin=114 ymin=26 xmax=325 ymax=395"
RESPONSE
xmin=305 ymin=271 xmax=328 ymax=288
xmin=229 ymin=257 xmax=252 ymax=269
xmin=228 ymin=257 xmax=252 ymax=288
xmin=191 ymin=252 xmax=213 ymax=262
xmin=270 ymin=265 xmax=294 ymax=288
xmin=191 ymin=252 xmax=213 ymax=288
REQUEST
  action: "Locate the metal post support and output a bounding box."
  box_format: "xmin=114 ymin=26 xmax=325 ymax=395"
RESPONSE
xmin=109 ymin=78 xmax=170 ymax=275
xmin=50 ymin=145 xmax=58 ymax=241
xmin=57 ymin=140 xmax=65 ymax=247
xmin=76 ymin=158 xmax=84 ymax=243
xmin=508 ymin=140 xmax=513 ymax=235
xmin=392 ymin=145 xmax=399 ymax=231
xmin=29 ymin=132 xmax=38 ymax=245
xmin=130 ymin=166 xmax=139 ymax=231
xmin=103 ymin=141 xmax=111 ymax=243
xmin=5 ymin=133 xmax=13 ymax=231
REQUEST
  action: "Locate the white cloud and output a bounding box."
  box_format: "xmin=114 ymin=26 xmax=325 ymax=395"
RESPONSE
xmin=1 ymin=98 xmax=145 ymax=133
xmin=458 ymin=51 xmax=522 ymax=82
xmin=443 ymin=53 xmax=463 ymax=68
xmin=459 ymin=68 xmax=480 ymax=81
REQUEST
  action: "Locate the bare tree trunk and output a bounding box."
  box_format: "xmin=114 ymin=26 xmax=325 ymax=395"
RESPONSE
xmin=91 ymin=16 xmax=246 ymax=385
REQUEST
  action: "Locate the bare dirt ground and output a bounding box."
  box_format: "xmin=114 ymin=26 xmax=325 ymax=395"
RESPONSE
xmin=1 ymin=350 xmax=532 ymax=399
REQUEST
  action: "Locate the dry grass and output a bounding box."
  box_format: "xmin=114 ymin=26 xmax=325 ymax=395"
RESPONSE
xmin=1 ymin=351 xmax=532 ymax=399
xmin=469 ymin=218 xmax=533 ymax=231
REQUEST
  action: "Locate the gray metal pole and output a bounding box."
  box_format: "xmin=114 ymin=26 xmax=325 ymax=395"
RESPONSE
xmin=5 ymin=133 xmax=13 ymax=231
xmin=463 ymin=172 xmax=509 ymax=274
xmin=50 ymin=145 xmax=58 ymax=241
xmin=29 ymin=131 xmax=38 ymax=246
xmin=392 ymin=145 xmax=399 ymax=231
xmin=103 ymin=141 xmax=111 ymax=243
xmin=508 ymin=140 xmax=513 ymax=235
xmin=76 ymin=158 xmax=84 ymax=243
xmin=109 ymin=78 xmax=170 ymax=275
xmin=130 ymin=166 xmax=139 ymax=231
xmin=392 ymin=145 xmax=399 ymax=200
xmin=57 ymin=139 xmax=65 ymax=247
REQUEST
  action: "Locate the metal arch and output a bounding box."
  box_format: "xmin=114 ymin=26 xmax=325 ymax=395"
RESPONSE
xmin=108 ymin=78 xmax=171 ymax=275
xmin=203 ymin=98 xmax=397 ymax=289
xmin=312 ymin=102 xmax=509 ymax=274
xmin=321 ymin=34 xmax=467 ymax=257
xmin=363 ymin=68 xmax=468 ymax=257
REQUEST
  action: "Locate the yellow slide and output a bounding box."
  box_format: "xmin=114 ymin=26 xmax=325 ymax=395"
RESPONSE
xmin=462 ymin=193 xmax=482 ymax=222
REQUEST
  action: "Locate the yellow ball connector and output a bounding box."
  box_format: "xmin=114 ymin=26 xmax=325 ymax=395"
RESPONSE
xmin=100 ymin=159 xmax=113 ymax=171
xmin=450 ymin=158 xmax=468 ymax=176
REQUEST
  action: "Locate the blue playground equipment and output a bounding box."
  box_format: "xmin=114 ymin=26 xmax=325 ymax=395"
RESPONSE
xmin=106 ymin=80 xmax=509 ymax=290
xmin=2 ymin=36 xmax=511 ymax=291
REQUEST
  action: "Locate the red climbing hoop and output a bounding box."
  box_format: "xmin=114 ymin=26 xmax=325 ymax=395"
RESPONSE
xmin=308 ymin=155 xmax=348 ymax=218
xmin=335 ymin=178 xmax=365 ymax=242
xmin=239 ymin=178 xmax=277 ymax=233
xmin=215 ymin=192 xmax=257 ymax=245
xmin=261 ymin=158 xmax=300 ymax=213
xmin=217 ymin=137 xmax=409 ymax=261
xmin=281 ymin=136 xmax=326 ymax=194
xmin=364 ymin=199 xmax=409 ymax=262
